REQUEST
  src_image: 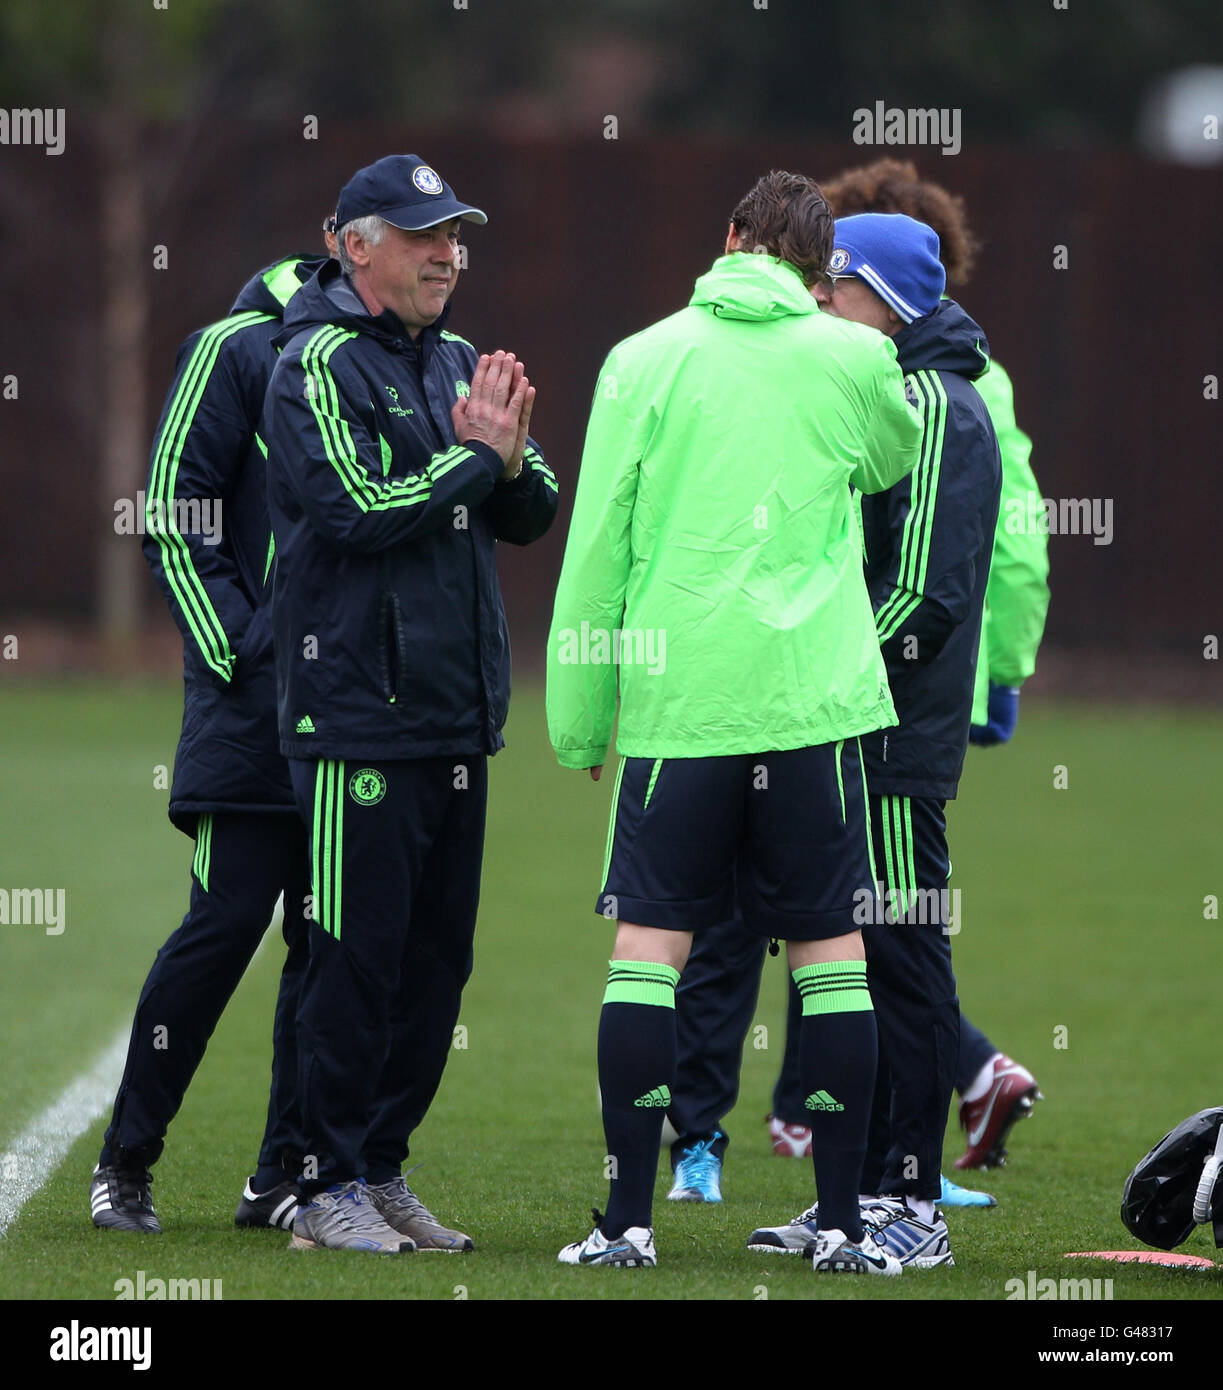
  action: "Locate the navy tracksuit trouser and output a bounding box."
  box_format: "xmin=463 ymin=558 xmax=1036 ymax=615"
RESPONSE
xmin=101 ymin=812 xmax=310 ymax=1174
xmin=288 ymin=756 xmax=486 ymax=1196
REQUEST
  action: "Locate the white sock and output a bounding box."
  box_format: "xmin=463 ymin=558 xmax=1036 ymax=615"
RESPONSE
xmin=909 ymin=1198 xmax=936 ymax=1224
xmin=961 ymin=1051 xmax=1004 ymax=1103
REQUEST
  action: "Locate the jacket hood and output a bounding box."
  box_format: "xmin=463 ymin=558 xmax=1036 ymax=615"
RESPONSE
xmin=689 ymin=253 xmax=816 ymax=322
xmin=892 ymin=297 xmax=991 ymax=380
xmin=229 ymin=255 xmax=329 ymax=318
xmin=277 ymin=258 xmax=454 ymax=347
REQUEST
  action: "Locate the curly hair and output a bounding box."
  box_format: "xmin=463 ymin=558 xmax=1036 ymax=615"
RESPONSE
xmin=820 ymin=158 xmax=980 ymax=286
xmin=729 ymin=170 xmax=834 ymax=289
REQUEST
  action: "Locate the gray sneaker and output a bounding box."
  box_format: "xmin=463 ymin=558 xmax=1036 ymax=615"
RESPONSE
xmin=366 ymin=1177 xmax=473 ymax=1251
xmin=746 ymin=1201 xmax=820 ymax=1253
xmin=289 ymin=1180 xmax=416 ymax=1253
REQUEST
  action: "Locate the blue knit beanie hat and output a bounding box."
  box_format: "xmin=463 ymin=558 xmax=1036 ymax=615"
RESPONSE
xmin=827 ymin=213 xmax=945 ymax=322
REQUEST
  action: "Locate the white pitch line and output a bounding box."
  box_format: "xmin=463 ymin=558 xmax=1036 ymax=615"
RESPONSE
xmin=0 ymin=895 xmax=287 ymax=1240
xmin=0 ymin=1024 xmax=130 ymax=1240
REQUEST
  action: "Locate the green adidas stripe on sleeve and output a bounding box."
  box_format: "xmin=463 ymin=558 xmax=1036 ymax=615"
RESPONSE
xmin=300 ymin=327 xmax=476 ymax=515
xmin=875 ymin=368 xmax=948 ymax=644
xmin=146 ymin=311 xmax=273 ymax=682
xmin=524 ymin=446 xmax=559 ymax=493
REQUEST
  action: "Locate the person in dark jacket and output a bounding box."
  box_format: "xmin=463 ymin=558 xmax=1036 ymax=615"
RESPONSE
xmin=91 ymin=254 xmax=327 ymax=1236
xmin=748 ymin=214 xmax=1001 ymax=1266
xmin=264 ymin=154 xmax=557 ymax=1253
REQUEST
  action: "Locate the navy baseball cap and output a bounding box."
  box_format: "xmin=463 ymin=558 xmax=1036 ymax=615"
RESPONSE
xmin=335 ymin=154 xmax=487 ymax=231
xmin=827 ymin=213 xmax=945 ymax=322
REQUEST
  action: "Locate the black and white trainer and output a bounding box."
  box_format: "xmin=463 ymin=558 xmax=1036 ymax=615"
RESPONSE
xmin=235 ymin=1178 xmax=299 ymax=1230
xmin=90 ymin=1163 xmax=162 ymax=1233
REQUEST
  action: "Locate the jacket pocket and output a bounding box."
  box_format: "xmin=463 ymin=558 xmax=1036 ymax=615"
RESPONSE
xmin=380 ymin=590 xmax=408 ymax=706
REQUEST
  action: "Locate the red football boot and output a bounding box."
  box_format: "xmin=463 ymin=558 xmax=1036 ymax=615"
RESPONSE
xmin=955 ymin=1055 xmax=1042 ymax=1170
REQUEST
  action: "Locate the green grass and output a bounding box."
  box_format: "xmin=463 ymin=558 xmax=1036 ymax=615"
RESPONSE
xmin=0 ymin=681 xmax=1219 ymax=1300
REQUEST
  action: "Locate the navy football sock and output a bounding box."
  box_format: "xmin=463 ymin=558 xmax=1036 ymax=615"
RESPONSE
xmin=597 ymin=960 xmax=680 ymax=1239
xmin=792 ymin=960 xmax=877 ymax=1243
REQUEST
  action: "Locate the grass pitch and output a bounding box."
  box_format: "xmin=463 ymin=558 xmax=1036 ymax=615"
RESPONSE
xmin=0 ymin=680 xmax=1219 ymax=1302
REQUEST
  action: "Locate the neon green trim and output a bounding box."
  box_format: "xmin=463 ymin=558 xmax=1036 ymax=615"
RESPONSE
xmin=301 ymin=326 xmax=474 ymax=516
xmin=890 ymin=795 xmax=911 ymax=917
xmin=525 ymin=449 xmax=559 ymax=493
xmin=859 ymin=739 xmax=875 ymax=884
xmin=262 ymin=258 xmax=304 ymax=308
xmin=440 ymin=329 xmax=475 ymax=350
xmin=332 ymin=759 xmax=344 ymax=941
xmin=834 ymin=739 xmax=845 ymax=823
xmin=147 ymin=311 xmax=273 ymax=682
xmin=311 ymin=760 xmax=345 ymax=939
xmin=533 ymin=465 xmax=559 ymax=495
xmin=603 ymin=959 xmax=680 ymax=1008
xmin=643 ymin=758 xmax=663 ymax=811
xmin=913 ymin=373 xmax=948 ymax=593
xmin=902 ymin=797 xmax=917 ymax=919
xmin=880 ymin=795 xmax=898 ymax=914
xmin=600 ymin=758 xmax=627 ymax=891
xmin=875 ymin=369 xmax=948 ymax=644
xmin=192 ymin=813 xmax=212 ymax=892
xmin=311 ymin=763 xmax=326 ymax=934
xmin=793 ymin=960 xmax=872 ymax=1016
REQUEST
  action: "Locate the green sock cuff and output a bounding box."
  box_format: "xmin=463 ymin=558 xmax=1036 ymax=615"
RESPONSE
xmin=792 ymin=959 xmax=873 ymax=1016
xmin=603 ymin=959 xmax=680 ymax=1008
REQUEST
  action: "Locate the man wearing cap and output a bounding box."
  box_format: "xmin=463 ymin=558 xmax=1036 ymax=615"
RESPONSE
xmin=264 ymin=154 xmax=557 ymax=1253
xmin=749 ymin=212 xmax=1002 ymax=1267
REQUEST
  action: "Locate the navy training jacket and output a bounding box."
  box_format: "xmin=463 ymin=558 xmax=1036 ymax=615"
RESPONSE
xmin=143 ymin=255 xmax=327 ymax=834
xmin=264 ymin=261 xmax=558 ymax=762
xmin=860 ymin=298 xmax=1002 ymax=800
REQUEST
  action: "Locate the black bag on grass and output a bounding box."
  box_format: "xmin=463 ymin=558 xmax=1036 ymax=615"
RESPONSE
xmin=1121 ymin=1107 xmax=1223 ymax=1250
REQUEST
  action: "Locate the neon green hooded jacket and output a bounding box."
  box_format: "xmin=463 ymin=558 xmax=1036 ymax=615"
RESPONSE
xmin=971 ymin=359 xmax=1051 ymax=722
xmin=546 ymin=253 xmax=923 ymax=769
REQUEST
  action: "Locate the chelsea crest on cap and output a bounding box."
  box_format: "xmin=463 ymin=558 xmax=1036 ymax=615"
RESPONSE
xmin=335 ymin=154 xmax=488 ymax=231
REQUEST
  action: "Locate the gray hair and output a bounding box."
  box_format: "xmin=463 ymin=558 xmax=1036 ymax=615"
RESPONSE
xmin=336 ymin=214 xmax=386 ymax=275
